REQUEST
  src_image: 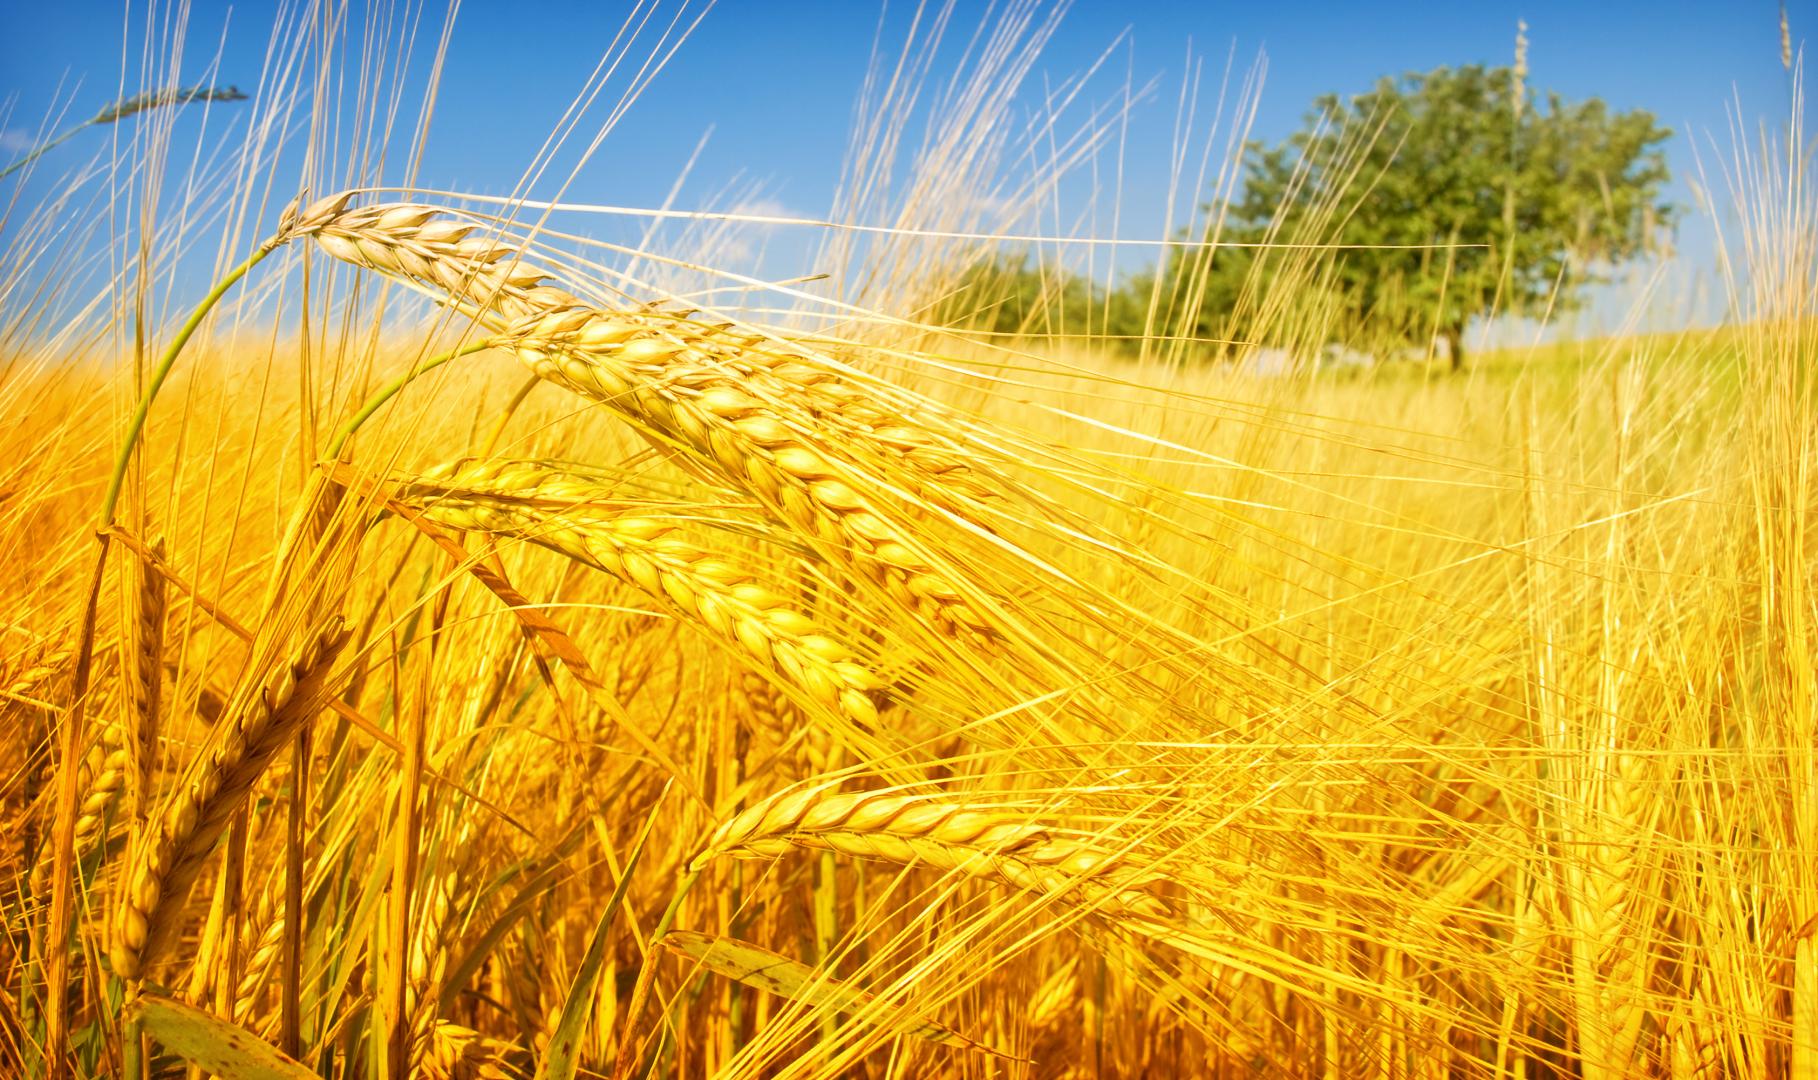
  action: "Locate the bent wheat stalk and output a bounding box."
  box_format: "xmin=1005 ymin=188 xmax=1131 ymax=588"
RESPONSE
xmin=111 ymin=616 xmax=352 ymax=980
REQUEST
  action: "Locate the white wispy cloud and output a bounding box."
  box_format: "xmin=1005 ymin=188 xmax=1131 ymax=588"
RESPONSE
xmin=0 ymin=129 xmax=37 ymax=154
xmin=707 ymin=197 xmax=808 ymax=265
xmin=724 ymin=197 xmax=805 ymax=223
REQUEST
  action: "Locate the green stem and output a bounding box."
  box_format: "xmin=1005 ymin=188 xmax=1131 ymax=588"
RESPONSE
xmin=323 ymin=338 xmax=497 ymax=460
xmin=86 ymin=245 xmax=273 ymax=1080
xmin=122 ymin=1000 xmax=144 ymax=1080
xmin=99 ymin=244 xmax=272 ymax=529
xmin=0 ymin=124 xmax=86 ymax=181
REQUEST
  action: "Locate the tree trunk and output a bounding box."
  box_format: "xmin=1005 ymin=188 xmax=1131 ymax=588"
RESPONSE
xmin=1446 ymin=325 xmax=1465 ymax=372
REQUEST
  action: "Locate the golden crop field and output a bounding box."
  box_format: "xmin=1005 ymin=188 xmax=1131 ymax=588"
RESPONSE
xmin=1 ymin=4 xmax=1813 ymax=1078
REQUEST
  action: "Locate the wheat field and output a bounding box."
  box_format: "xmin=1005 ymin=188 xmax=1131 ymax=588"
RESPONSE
xmin=1 ymin=4 xmax=1814 ymax=1079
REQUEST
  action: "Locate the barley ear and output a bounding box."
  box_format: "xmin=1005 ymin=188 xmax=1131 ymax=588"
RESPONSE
xmin=111 ymin=616 xmax=351 ymax=980
xmin=124 ymin=538 xmax=168 ymax=827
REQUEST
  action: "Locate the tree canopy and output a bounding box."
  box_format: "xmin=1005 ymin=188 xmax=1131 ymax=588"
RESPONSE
xmin=1180 ymin=64 xmax=1675 ymax=367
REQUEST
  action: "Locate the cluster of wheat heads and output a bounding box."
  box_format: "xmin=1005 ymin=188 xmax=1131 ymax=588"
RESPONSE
xmin=2 ymin=191 xmax=1259 ymax=1078
xmin=4 ymin=164 xmax=1816 ymax=1080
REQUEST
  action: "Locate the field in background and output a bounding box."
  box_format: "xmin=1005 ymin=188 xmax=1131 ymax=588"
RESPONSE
xmin=1 ymin=5 xmax=1813 ymax=1080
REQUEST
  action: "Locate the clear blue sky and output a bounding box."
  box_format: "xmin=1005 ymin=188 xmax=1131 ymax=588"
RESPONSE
xmin=1 ymin=1 xmax=1809 ymax=335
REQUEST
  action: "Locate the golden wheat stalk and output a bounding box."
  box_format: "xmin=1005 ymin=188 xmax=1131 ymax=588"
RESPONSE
xmin=694 ymin=785 xmax=1170 ymax=919
xmin=110 ymin=616 xmax=351 ymax=980
xmin=401 ymin=459 xmax=886 ymax=729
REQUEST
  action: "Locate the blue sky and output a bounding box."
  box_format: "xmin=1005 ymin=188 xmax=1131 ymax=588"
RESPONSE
xmin=1 ymin=1 xmax=1809 ymax=335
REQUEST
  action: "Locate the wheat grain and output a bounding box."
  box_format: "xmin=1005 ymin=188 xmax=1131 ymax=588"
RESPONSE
xmin=693 ymin=786 xmax=1170 ymax=919
xmin=420 ymin=1020 xmax=520 ymax=1080
xmin=503 ymin=308 xmax=998 ymax=640
xmin=123 ymin=538 xmax=168 ymax=826
xmin=402 ymin=459 xmax=886 ymax=729
xmin=110 ymin=616 xmax=351 ymax=980
xmin=301 ymin=200 xmax=578 ymax=321
xmin=298 ymin=198 xmax=1001 ymax=640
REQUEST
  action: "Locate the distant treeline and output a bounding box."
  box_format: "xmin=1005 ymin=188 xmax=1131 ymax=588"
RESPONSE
xmin=936 ymin=62 xmax=1673 ymax=370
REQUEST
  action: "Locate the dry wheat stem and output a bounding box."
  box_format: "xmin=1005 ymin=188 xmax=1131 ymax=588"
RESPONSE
xmin=110 ymin=616 xmax=352 ymax=980
xmin=694 ymin=785 xmax=1171 ymax=919
xmin=402 ymin=459 xmax=886 ymax=730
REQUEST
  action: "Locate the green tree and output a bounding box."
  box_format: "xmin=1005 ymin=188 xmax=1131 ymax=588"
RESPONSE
xmin=1160 ymin=64 xmax=1674 ymax=369
xmin=934 ymin=250 xmax=1101 ymax=342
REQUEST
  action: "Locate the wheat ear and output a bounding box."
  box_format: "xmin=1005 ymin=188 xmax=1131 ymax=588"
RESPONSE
xmin=403 ymin=459 xmax=885 ymax=729
xmin=110 ymin=616 xmax=351 ymax=980
xmin=73 ymin=731 xmax=129 ymax=850
xmin=302 ymin=200 xmax=985 ymax=498
xmin=693 ymin=786 xmax=1170 ymax=919
xmin=4 ymin=643 xmax=73 ymax=703
xmin=232 ymin=875 xmax=286 ymax=1026
xmin=298 ymin=198 xmax=999 ymax=639
xmin=123 ymin=538 xmax=168 ymax=826
xmin=407 ymin=870 xmax=462 ymax=1070
xmin=306 ymin=202 xmax=579 ymax=321
xmin=420 ymin=1020 xmax=520 ymax=1080
xmin=509 ymin=306 xmax=995 ymax=507
xmin=26 ymin=716 xmax=125 ymax=896
xmin=503 ymin=308 xmax=997 ymax=640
